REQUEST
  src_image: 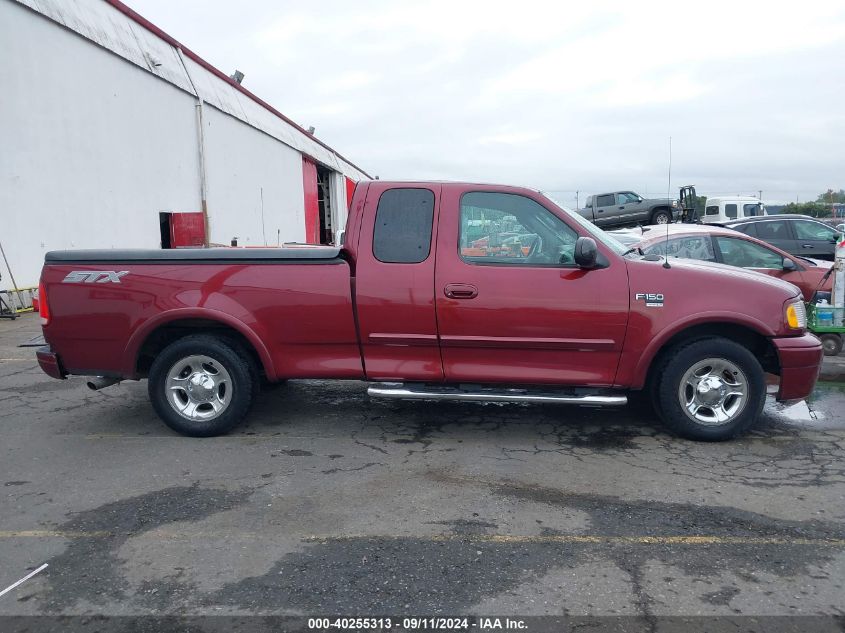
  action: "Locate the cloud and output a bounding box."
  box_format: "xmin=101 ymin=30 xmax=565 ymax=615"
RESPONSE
xmin=132 ymin=0 xmax=845 ymax=202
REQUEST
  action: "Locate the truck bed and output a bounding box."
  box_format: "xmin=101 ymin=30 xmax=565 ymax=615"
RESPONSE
xmin=40 ymin=247 xmax=362 ymax=381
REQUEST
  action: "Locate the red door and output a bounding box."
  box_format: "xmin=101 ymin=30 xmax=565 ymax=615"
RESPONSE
xmin=302 ymin=157 xmax=320 ymax=243
xmin=434 ymin=184 xmax=629 ymax=386
xmin=345 ymin=177 xmax=357 ymax=211
xmin=353 ymin=181 xmax=444 ymax=382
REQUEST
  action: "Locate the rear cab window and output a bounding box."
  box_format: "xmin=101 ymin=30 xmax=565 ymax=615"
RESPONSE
xmin=372 ymin=188 xmax=435 ymax=263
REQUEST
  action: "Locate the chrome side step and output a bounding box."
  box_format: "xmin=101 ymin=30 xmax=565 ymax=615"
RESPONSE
xmin=367 ymin=383 xmax=627 ymax=406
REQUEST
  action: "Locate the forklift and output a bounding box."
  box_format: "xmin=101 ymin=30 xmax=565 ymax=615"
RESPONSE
xmin=678 ymin=185 xmax=701 ymax=224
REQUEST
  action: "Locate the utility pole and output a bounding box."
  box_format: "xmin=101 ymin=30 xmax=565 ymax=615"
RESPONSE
xmin=758 ymin=190 xmax=762 ymax=200
xmin=575 ymin=190 xmax=579 ymax=209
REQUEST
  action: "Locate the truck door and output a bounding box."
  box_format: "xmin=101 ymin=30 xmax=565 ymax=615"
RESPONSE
xmin=354 ymin=182 xmax=444 ymax=381
xmin=593 ymin=193 xmax=617 ymax=226
xmin=435 ymin=185 xmax=629 ymax=386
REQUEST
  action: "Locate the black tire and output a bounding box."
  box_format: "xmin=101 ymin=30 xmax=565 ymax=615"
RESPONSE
xmin=650 ymin=209 xmax=671 ymax=225
xmin=148 ymin=334 xmax=258 ymax=437
xmin=653 ymin=337 xmax=765 ymax=441
xmin=820 ymin=334 xmax=843 ymax=357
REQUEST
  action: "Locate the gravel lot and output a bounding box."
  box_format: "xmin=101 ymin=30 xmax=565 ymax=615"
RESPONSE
xmin=1 ymin=313 xmax=845 ymax=621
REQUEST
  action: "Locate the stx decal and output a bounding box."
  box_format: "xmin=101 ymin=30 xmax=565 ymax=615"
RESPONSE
xmin=62 ymin=271 xmax=129 ymax=284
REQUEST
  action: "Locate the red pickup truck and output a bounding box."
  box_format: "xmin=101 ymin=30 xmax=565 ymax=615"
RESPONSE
xmin=36 ymin=181 xmax=822 ymax=441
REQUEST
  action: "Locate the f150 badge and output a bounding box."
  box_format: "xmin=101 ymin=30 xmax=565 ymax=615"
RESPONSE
xmin=62 ymin=271 xmax=129 ymax=284
xmin=635 ymin=292 xmax=664 ymax=307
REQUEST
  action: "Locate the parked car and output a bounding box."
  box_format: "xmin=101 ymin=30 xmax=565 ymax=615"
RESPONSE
xmin=577 ymin=190 xmax=678 ymax=229
xmin=37 ymin=181 xmax=821 ymax=441
xmin=722 ymin=214 xmax=840 ymax=261
xmin=700 ymin=196 xmax=766 ymax=224
xmin=611 ymin=224 xmax=833 ymax=302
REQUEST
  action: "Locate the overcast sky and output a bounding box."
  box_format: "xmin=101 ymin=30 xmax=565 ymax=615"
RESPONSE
xmin=132 ymin=0 xmax=845 ymax=205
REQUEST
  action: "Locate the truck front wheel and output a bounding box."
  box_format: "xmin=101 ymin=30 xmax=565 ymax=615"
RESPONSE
xmin=653 ymin=338 xmax=765 ymax=441
xmin=148 ymin=334 xmax=257 ymax=437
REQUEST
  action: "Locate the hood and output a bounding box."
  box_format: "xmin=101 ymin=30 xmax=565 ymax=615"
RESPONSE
xmin=636 ymin=256 xmax=802 ymax=297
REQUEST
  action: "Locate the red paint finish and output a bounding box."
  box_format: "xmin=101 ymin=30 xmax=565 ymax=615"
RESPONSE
xmin=434 ymin=183 xmax=628 ymax=386
xmin=169 ymin=212 xmax=206 ymax=247
xmin=40 ymin=261 xmax=362 ymax=381
xmin=353 ymin=181 xmax=443 ymax=381
xmin=302 ymin=157 xmax=320 ymax=244
xmin=634 ymin=226 xmax=832 ymax=302
xmin=38 ymin=180 xmax=821 ymax=407
xmin=772 ymin=333 xmax=823 ymax=400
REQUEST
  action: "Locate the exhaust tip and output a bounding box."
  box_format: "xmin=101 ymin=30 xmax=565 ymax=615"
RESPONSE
xmin=87 ymin=377 xmax=119 ymax=391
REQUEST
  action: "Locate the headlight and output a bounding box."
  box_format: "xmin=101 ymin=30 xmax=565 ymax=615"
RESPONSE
xmin=785 ymin=299 xmax=807 ymax=330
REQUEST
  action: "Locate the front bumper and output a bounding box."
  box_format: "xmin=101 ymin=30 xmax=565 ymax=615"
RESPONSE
xmin=36 ymin=345 xmax=66 ymax=380
xmin=772 ymin=333 xmax=823 ymax=402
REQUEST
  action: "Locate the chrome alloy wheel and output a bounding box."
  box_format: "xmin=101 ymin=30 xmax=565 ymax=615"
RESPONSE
xmin=678 ymin=358 xmax=748 ymax=426
xmin=165 ymin=355 xmax=232 ymax=421
xmin=655 ymin=213 xmax=669 ymax=224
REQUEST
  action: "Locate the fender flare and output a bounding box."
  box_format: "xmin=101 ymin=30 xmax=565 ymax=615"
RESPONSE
xmin=629 ymin=311 xmax=775 ymax=389
xmin=122 ymin=308 xmax=276 ymax=380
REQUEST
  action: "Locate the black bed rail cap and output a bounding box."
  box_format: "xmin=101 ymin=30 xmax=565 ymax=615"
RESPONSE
xmin=45 ymin=246 xmax=342 ymax=263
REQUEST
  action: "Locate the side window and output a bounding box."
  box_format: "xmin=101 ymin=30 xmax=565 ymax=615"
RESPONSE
xmin=643 ymin=236 xmax=716 ymax=261
xmin=743 ymin=203 xmax=762 ymax=217
xmin=705 ymin=205 xmax=719 ymax=216
xmin=793 ymin=220 xmax=836 ymax=241
xmin=733 ymin=223 xmax=757 ymax=237
xmin=617 ymin=192 xmax=638 ymax=204
xmin=372 ymin=188 xmax=435 ymax=263
xmin=755 ymin=220 xmax=789 ymax=241
xmin=716 ymin=237 xmax=783 ymax=269
xmin=596 ymin=194 xmax=615 ymax=207
xmin=460 ymin=192 xmax=579 ymax=266
xmin=725 ymin=204 xmax=738 ymax=219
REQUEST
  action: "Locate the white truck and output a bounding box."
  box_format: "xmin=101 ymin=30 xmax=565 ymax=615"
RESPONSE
xmin=701 ymin=196 xmax=767 ymax=224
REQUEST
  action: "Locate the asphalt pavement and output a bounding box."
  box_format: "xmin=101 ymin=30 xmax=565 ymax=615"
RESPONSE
xmin=1 ymin=313 xmax=845 ymax=623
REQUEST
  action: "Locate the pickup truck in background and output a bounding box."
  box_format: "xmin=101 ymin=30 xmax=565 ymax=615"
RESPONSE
xmin=578 ymin=190 xmax=679 ymax=228
xmin=37 ymin=181 xmax=822 ymax=441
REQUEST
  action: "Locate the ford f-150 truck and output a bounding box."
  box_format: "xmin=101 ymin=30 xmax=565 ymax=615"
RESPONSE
xmin=36 ymin=181 xmax=823 ymax=441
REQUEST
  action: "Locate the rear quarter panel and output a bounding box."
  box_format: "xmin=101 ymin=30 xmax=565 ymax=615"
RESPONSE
xmin=41 ymin=261 xmax=362 ymax=380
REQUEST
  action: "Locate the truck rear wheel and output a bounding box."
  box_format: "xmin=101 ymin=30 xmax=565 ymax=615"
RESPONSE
xmin=653 ymin=337 xmax=765 ymax=441
xmin=148 ymin=334 xmax=257 ymax=437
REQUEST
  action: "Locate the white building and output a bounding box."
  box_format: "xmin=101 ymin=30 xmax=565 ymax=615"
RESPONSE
xmin=0 ymin=0 xmax=370 ymax=291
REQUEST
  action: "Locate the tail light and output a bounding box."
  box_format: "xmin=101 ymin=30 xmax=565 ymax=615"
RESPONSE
xmin=38 ymin=282 xmax=50 ymax=326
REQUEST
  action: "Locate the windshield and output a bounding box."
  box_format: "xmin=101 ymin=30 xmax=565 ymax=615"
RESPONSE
xmin=541 ymin=192 xmax=628 ymax=255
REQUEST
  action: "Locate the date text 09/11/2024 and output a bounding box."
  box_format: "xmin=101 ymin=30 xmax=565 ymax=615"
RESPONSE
xmin=307 ymin=617 xmax=527 ymax=630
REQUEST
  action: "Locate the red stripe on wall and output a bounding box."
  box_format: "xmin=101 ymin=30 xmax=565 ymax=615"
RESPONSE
xmin=345 ymin=177 xmax=357 ymax=210
xmin=303 ymin=157 xmax=319 ymax=243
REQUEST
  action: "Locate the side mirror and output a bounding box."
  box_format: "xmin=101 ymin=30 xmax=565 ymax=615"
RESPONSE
xmin=335 ymin=229 xmax=346 ymax=246
xmin=782 ymin=257 xmax=797 ymax=271
xmin=574 ymin=237 xmax=598 ymax=269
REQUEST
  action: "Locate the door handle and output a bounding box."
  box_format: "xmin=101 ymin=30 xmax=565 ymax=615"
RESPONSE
xmin=802 ymin=244 xmax=813 ymax=248
xmin=444 ymin=283 xmax=478 ymax=299
xmin=619 ymin=206 xmax=625 ymax=210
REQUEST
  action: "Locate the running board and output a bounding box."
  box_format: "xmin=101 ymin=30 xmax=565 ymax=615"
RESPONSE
xmin=367 ymin=383 xmax=627 ymax=406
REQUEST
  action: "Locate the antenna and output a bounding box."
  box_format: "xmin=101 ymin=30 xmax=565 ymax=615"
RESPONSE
xmin=663 ymin=136 xmax=672 ymax=269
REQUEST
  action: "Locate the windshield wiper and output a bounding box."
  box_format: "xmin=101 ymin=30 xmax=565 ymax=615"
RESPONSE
xmin=622 ymin=246 xmax=643 ymax=257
